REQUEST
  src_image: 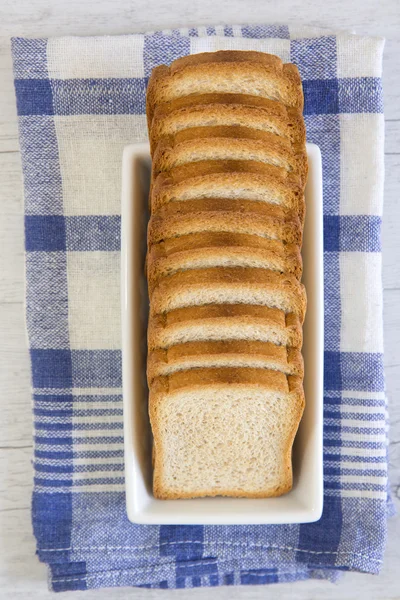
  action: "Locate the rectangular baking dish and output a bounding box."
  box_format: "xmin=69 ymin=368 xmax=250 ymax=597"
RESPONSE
xmin=121 ymin=142 xmax=324 ymax=524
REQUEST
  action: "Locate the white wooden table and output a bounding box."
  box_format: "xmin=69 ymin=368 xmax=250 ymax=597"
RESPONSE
xmin=1 ymin=1 xmax=399 ymax=598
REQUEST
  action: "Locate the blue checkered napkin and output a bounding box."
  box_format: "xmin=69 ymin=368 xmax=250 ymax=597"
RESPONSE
xmin=12 ymin=26 xmax=388 ymax=592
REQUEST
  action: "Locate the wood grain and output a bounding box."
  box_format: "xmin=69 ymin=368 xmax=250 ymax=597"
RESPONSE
xmin=0 ymin=1 xmax=399 ymax=598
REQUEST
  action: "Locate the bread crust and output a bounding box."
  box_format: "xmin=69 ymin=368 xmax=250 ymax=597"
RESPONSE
xmin=147 ymin=232 xmax=302 ymax=292
xmin=152 ymin=127 xmax=307 ymax=187
xmin=146 ymin=54 xmax=303 ymax=123
xmin=148 ymin=211 xmax=303 ymax=247
xmin=150 ymin=96 xmax=305 ymax=153
xmin=148 ymin=341 xmax=304 ymax=381
xmin=149 ymin=267 xmax=307 ymax=322
xmin=150 ymin=163 xmax=305 ymax=222
xmin=147 ymin=305 xmax=303 ymax=350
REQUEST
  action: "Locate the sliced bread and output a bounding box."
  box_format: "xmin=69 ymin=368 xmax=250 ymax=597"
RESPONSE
xmin=147 ymin=304 xmax=303 ymax=350
xmin=152 ymin=127 xmax=307 ymax=186
xmin=149 ymin=267 xmax=307 ymax=321
xmin=150 ymin=164 xmax=304 ymax=220
xmin=147 ymin=233 xmax=302 ymax=291
xmin=149 ymin=366 xmax=305 ymax=499
xmin=148 ymin=340 xmax=303 ymax=381
xmin=148 ymin=211 xmax=302 ymax=249
xmin=149 ymin=94 xmax=305 ymax=153
xmin=151 ymin=197 xmax=304 ymax=227
xmin=146 ymin=53 xmax=303 ymax=123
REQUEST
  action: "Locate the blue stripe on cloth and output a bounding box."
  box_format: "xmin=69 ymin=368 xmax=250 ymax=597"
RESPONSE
xmin=324 ymin=216 xmax=381 ymax=252
xmin=303 ymin=79 xmax=339 ymax=115
xmin=35 ymin=421 xmax=123 ymax=432
xmin=66 ymin=216 xmax=121 ymax=251
xmin=19 ymin=116 xmax=64 ymax=215
xmin=176 ymin=559 xmax=218 ymax=579
xmin=325 ymin=352 xmax=385 ymax=392
xmin=297 ymin=496 xmax=343 ymax=566
xmin=33 ymin=393 xmax=122 ymax=404
xmin=25 ymin=216 xmax=66 ymax=251
xmin=35 ymin=463 xmax=124 ymax=474
xmin=324 ymin=395 xmax=386 ymax=407
xmin=241 ymin=25 xmax=290 ymax=39
xmin=338 ymin=78 xmax=384 ymax=113
xmin=209 ymin=574 xmax=219 ymax=586
xmin=35 ymin=449 xmax=124 ymax=460
xmin=32 ymin=492 xmax=74 ymax=562
xmin=240 ymin=569 xmax=279 ymax=585
xmin=143 ymin=33 xmax=190 ymax=76
xmin=11 ymin=38 xmax=48 ymax=79
xmin=15 ymin=78 xmax=54 ymax=115
xmin=160 ymin=526 xmax=204 ymax=559
xmin=325 ymin=453 xmax=386 ymax=463
xmin=31 ymin=349 xmax=73 ymax=388
xmin=71 ymin=350 xmax=122 ymax=388
xmin=50 ymin=78 xmax=147 ymax=115
xmin=35 ymin=476 xmax=125 ymax=487
xmin=223 ymin=26 xmax=234 ymax=37
xmin=35 ymin=435 xmax=124 ymax=446
xmin=305 ymin=115 xmax=340 ymax=214
xmin=34 ymin=407 xmax=123 ymax=417
xmin=51 ymin=563 xmax=87 ymax=592
xmin=291 ymin=37 xmax=337 ymax=79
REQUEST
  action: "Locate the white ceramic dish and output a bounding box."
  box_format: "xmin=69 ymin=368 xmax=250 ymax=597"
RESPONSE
xmin=121 ymin=143 xmax=324 ymax=524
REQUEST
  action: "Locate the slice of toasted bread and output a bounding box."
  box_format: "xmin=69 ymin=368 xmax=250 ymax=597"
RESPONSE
xmin=149 ymin=267 xmax=307 ymax=321
xmin=148 ymin=304 xmax=303 ymax=350
xmin=149 ymin=366 xmax=304 ymax=499
xmin=147 ymin=234 xmax=302 ymax=293
xmin=151 ymin=164 xmax=304 ymax=221
xmin=146 ymin=52 xmax=303 ymax=123
xmin=151 ymin=197 xmax=303 ymax=226
xmin=148 ymin=340 xmax=303 ymax=381
xmin=148 ymin=211 xmax=302 ymax=247
xmin=152 ymin=127 xmax=307 ymax=187
xmin=149 ymin=95 xmax=305 ymax=153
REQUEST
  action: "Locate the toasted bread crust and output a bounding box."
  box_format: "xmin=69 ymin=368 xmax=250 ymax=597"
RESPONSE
xmin=147 ymin=304 xmax=303 ymax=350
xmin=148 ymin=211 xmax=303 ymax=247
xmin=147 ymin=232 xmax=303 ymax=292
xmin=148 ymin=341 xmax=304 ymax=381
xmin=149 ymin=267 xmax=307 ymax=322
xmin=152 ymin=127 xmax=308 ymax=187
xmin=147 ymin=54 xmax=303 ymax=123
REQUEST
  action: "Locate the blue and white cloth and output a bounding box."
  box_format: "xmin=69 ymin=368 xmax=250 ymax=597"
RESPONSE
xmin=12 ymin=25 xmax=389 ymax=592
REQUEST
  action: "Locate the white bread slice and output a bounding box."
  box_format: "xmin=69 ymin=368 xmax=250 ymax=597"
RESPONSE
xmin=149 ymin=267 xmax=307 ymax=322
xmin=148 ymin=211 xmax=302 ymax=246
xmin=147 ymin=305 xmax=303 ymax=350
xmin=149 ymin=94 xmax=305 ymax=154
xmin=148 ymin=340 xmax=303 ymax=381
xmin=149 ymin=367 xmax=305 ymax=499
xmin=146 ymin=51 xmax=303 ymax=123
xmin=147 ymin=232 xmax=302 ymax=292
xmin=152 ymin=127 xmax=307 ymax=187
xmin=150 ymin=163 xmax=304 ymax=221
